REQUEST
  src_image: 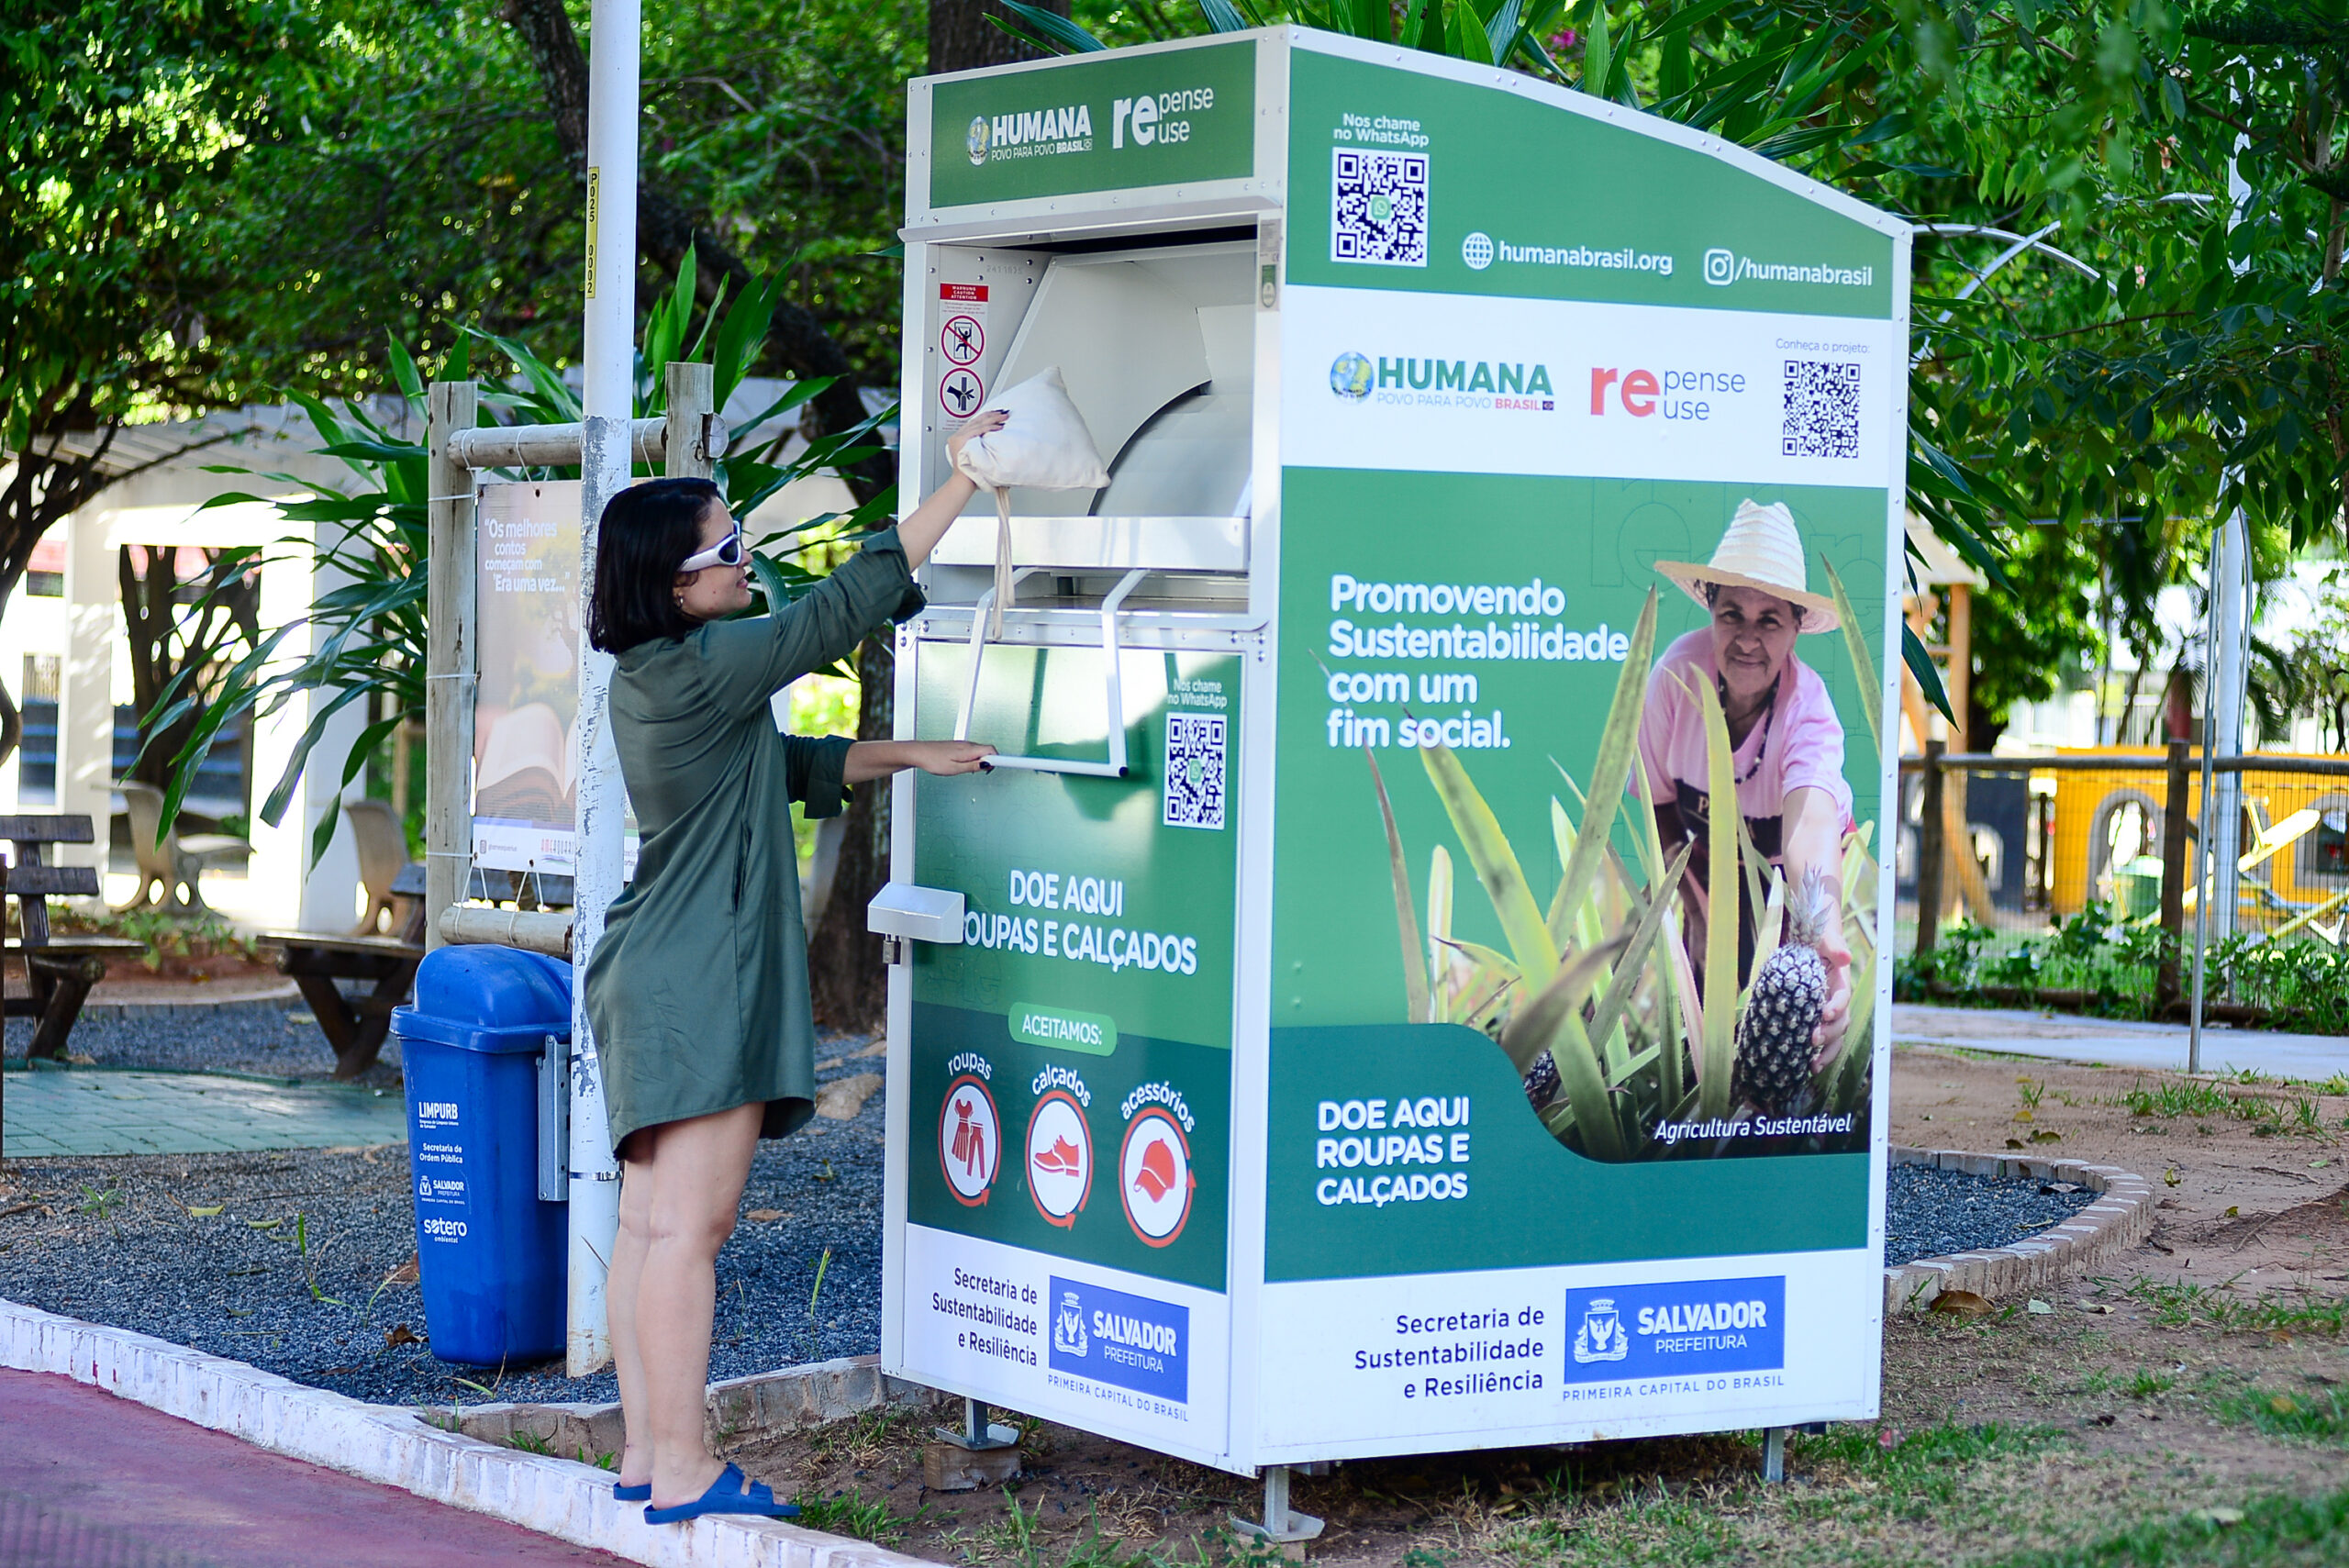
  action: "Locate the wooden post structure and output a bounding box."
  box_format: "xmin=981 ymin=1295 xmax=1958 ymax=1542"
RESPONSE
xmin=424 ymin=381 xmax=479 ymax=953
xmin=1913 ymin=739 xmax=1946 ymax=967
xmin=665 ymin=361 xmax=715 ymax=481
xmin=2156 ymin=738 xmax=2191 ymax=1013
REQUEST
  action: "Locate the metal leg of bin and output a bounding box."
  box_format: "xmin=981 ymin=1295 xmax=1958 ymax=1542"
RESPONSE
xmin=1762 ymin=1427 xmax=1787 ymax=1484
xmin=934 ymin=1396 xmax=1018 ymax=1451
xmin=1231 ymin=1464 xmax=1324 ymax=1550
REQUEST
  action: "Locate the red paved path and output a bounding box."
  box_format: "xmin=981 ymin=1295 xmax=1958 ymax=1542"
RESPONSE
xmin=0 ymin=1368 xmax=633 ymax=1567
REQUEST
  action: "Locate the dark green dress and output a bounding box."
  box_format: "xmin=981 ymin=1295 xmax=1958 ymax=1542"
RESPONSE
xmin=583 ymin=528 xmax=922 ymax=1156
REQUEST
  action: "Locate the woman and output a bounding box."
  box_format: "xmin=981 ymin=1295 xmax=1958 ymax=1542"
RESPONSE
xmin=584 ymin=413 xmax=1005 ymax=1524
xmin=1638 ymin=498 xmax=1854 ymax=1065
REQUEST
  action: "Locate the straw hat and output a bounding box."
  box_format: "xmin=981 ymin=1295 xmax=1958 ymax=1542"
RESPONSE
xmin=1653 ymin=500 xmax=1840 ymax=634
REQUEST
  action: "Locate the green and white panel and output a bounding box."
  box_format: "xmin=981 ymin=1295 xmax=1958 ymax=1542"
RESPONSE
xmin=1252 ymin=37 xmax=1908 ymax=1458
xmin=895 ymin=639 xmax=1245 ymax=1461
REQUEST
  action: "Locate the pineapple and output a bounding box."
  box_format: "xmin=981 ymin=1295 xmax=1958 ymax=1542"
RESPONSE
xmin=1733 ymin=869 xmax=1831 ymax=1116
xmin=1522 ymin=1050 xmax=1560 ymax=1111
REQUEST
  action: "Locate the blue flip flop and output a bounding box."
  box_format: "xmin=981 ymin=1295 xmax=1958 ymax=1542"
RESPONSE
xmin=613 ymin=1482 xmax=651 ymax=1502
xmin=643 ymin=1462 xmax=799 ymax=1525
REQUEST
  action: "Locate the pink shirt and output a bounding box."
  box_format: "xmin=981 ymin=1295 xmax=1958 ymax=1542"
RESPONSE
xmin=1636 ymin=629 xmax=1853 ymax=853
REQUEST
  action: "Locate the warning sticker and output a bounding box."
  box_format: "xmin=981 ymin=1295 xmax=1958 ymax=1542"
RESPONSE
xmin=940 ymin=366 xmax=986 ymax=419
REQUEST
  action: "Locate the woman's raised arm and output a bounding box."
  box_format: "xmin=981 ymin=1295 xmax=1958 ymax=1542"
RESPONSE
xmin=896 ymin=410 xmax=1008 ymax=567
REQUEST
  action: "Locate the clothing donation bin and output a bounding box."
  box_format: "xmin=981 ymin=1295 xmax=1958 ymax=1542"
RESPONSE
xmin=875 ymin=28 xmax=1911 ymax=1485
xmin=393 ymin=945 xmax=573 ymax=1365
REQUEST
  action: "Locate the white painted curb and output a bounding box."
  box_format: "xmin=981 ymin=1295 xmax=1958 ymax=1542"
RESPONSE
xmin=0 ymin=1296 xmax=946 ymax=1568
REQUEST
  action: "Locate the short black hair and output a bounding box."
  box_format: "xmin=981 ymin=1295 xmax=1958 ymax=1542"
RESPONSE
xmin=587 ymin=477 xmax=722 ymax=653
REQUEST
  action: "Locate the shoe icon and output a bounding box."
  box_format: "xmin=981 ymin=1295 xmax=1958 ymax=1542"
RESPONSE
xmin=1033 ymin=1136 xmax=1084 ymax=1175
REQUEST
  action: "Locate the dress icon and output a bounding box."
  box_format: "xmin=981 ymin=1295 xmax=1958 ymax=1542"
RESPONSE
xmin=952 ymin=1095 xmax=987 ymax=1179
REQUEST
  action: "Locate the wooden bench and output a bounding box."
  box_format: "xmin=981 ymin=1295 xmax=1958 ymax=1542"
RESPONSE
xmin=262 ymin=862 xmax=583 ymax=1080
xmin=258 ymin=863 xmax=428 ymax=1081
xmin=0 ymin=816 xmax=146 ymax=1062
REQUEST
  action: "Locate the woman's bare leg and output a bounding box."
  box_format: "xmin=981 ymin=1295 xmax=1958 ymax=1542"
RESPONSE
xmin=636 ymin=1101 xmax=764 ymax=1507
xmin=608 ymin=1138 xmax=656 ymax=1491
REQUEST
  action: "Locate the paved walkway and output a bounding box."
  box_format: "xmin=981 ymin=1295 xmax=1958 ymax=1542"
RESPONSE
xmin=1 ymin=1067 xmax=406 ymax=1158
xmin=1893 ymin=1003 xmax=2349 ymax=1081
xmin=0 ymin=1368 xmax=628 ymax=1566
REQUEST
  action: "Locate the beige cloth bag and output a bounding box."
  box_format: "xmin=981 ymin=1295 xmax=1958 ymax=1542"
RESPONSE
xmin=950 ymin=367 xmax=1109 ymax=637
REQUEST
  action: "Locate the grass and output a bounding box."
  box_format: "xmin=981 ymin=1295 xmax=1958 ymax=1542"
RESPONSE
xmin=941 ymin=1496 xmax=1230 ymax=1568
xmin=2104 ymin=1076 xmax=2336 ymax=1135
xmin=2212 ymin=1385 xmax=2349 ymax=1443
xmin=777 ymin=1405 xmax=2349 ymax=1568
xmin=795 ymin=1489 xmax=926 ymax=1545
xmin=2128 ymin=1277 xmax=2349 ymax=1336
xmin=804 ymin=1405 xmax=928 ymax=1468
xmin=1991 ymin=1486 xmax=2349 ymax=1566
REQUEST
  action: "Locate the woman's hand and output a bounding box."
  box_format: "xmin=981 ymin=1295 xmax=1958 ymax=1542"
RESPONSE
xmin=1809 ymin=928 xmax=1854 ymax=1069
xmin=945 ymin=408 xmax=1008 ymax=467
xmin=902 ymin=740 xmax=996 ymax=776
xmin=842 ymin=739 xmax=997 ymax=784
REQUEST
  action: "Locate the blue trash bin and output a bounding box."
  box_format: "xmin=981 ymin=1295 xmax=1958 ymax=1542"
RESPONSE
xmin=392 ymin=944 xmax=571 ymax=1365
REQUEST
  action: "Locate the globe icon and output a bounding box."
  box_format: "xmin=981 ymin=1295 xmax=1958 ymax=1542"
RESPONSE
xmin=1462 ymin=231 xmax=1495 ymax=271
xmin=1329 ymin=351 xmax=1374 ymax=401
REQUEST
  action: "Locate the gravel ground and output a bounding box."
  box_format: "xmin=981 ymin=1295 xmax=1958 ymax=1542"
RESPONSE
xmin=1882 ymin=1160 xmax=2099 ymax=1267
xmin=3 ymin=997 xmax=404 ymax=1090
xmin=0 ymin=1054 xmax=2095 ymax=1407
xmin=0 ymin=1034 xmax=882 ymax=1408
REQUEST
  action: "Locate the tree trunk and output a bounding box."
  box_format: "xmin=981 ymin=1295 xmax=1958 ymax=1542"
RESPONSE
xmin=930 ymin=0 xmax=1070 ymax=72
xmin=807 ymin=630 xmax=896 ymax=1030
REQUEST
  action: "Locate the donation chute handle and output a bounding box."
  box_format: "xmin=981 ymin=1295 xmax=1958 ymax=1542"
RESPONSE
xmin=951 ymin=567 xmax=1146 ymax=780
xmin=947 ymin=366 xmax=1108 ymax=639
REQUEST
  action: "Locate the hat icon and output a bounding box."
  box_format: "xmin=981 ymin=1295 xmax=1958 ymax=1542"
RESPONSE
xmin=1652 ymin=500 xmax=1840 ymax=634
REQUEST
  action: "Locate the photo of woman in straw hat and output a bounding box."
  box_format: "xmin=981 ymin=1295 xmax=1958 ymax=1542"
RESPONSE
xmin=1637 ymin=498 xmax=1854 ymax=1066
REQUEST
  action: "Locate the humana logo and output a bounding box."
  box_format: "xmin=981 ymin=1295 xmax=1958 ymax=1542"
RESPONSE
xmin=1374 ymin=357 xmax=1555 ymax=395
xmin=988 ymin=105 xmax=1093 ymax=149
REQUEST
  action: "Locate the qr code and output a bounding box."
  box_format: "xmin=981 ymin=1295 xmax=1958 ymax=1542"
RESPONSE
xmin=1782 ymin=360 xmax=1862 ymax=458
xmin=1331 ymin=150 xmax=1429 ymax=268
xmin=1163 ymin=714 xmax=1227 ymax=831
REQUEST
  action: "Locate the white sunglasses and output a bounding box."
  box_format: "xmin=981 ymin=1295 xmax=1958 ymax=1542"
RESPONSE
xmin=678 ymin=526 xmax=745 ymax=573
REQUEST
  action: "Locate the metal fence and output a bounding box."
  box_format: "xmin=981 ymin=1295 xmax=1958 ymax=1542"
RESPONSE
xmin=1898 ymin=742 xmax=2349 ymax=1036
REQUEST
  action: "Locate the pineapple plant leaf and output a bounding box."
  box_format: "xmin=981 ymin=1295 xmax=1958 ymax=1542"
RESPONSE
xmin=1582 ymin=840 xmax=1693 ymax=1095
xmin=1420 ymin=740 xmax=1558 ymax=988
xmin=1546 ymin=589 xmax=1658 ymax=954
xmin=1499 ymin=935 xmax=1630 ymax=1162
xmin=1692 ymin=671 xmax=1743 ymax=1120
xmin=1820 ymin=554 xmax=1881 ymax=761
xmin=1752 ymin=867 xmax=1787 ymax=977
xmin=1425 ymin=844 xmax=1453 ymax=1024
xmin=1365 ymin=746 xmax=1431 ymax=1027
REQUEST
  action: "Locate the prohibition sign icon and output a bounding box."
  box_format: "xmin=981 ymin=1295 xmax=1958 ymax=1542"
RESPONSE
xmin=941 ymin=315 xmax=985 ymax=366
xmin=939 ymin=367 xmax=985 ymax=418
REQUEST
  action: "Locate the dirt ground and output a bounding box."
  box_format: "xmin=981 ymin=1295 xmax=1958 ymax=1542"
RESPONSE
xmin=730 ymin=1042 xmax=2349 ymax=1568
